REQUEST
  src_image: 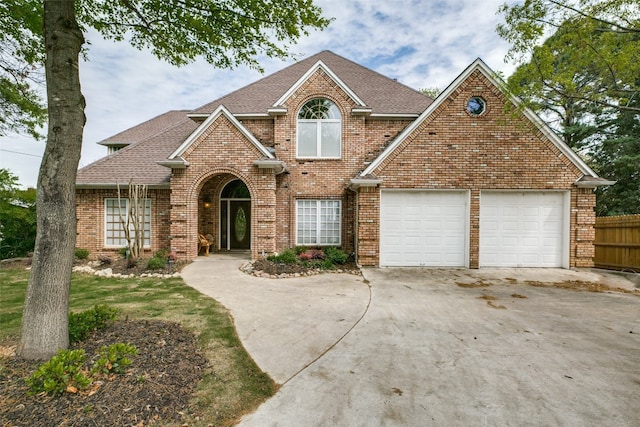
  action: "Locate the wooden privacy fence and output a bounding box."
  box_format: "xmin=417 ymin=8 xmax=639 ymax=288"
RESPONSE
xmin=594 ymin=214 xmax=640 ymax=271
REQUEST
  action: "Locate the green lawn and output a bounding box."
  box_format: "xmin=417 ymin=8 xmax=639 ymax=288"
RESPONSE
xmin=0 ymin=266 xmax=276 ymax=426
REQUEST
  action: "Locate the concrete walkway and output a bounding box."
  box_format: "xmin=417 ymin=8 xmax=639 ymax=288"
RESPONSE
xmin=182 ymin=256 xmax=640 ymax=426
xmin=180 ymin=253 xmax=371 ymax=384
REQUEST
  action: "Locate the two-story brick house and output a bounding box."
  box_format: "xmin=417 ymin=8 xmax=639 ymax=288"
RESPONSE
xmin=76 ymin=50 xmax=612 ymax=268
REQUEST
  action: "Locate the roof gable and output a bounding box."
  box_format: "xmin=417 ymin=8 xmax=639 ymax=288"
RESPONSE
xmin=360 ymin=58 xmax=598 ymax=178
xmin=168 ymin=105 xmax=275 ymax=161
xmin=272 ymin=60 xmax=366 ymax=109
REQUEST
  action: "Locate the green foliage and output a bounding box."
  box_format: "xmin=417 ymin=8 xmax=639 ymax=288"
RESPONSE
xmin=2 ymin=0 xmax=330 ymax=139
xmin=118 ymin=246 xmax=129 ymax=258
xmin=26 ymin=343 xmax=138 ymax=396
xmin=147 ymin=256 xmax=167 ymax=270
xmin=594 ymin=89 xmax=640 ymax=215
xmin=294 ymin=246 xmax=308 ymax=255
xmin=420 ymin=87 xmax=441 ymax=98
xmin=77 ymin=0 xmax=331 ymax=69
xmin=74 ymin=248 xmax=90 ymax=260
xmin=324 ymin=246 xmax=348 ymax=265
xmin=68 ymin=305 xmax=118 ymax=343
xmin=497 ymin=2 xmax=640 ymax=215
xmin=0 ymin=169 xmax=37 ymax=259
xmin=154 ymin=248 xmax=171 ymax=259
xmin=26 ymin=349 xmax=91 ymax=395
xmin=91 ymin=343 xmax=138 ymax=376
xmin=267 ymin=248 xmax=297 ymax=264
xmin=1 ymin=267 xmax=276 ymax=424
xmin=0 ymin=0 xmax=47 ymax=138
xmin=497 ymin=0 xmax=640 ymax=116
xmin=269 ymin=246 xmax=348 ymax=269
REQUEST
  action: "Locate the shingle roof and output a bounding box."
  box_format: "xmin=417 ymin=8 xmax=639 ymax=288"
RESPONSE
xmin=77 ymin=51 xmax=434 ymax=187
xmin=77 ymin=111 xmax=197 ymax=187
xmin=98 ymin=110 xmax=190 ymax=146
xmin=192 ymin=50 xmax=432 ymax=115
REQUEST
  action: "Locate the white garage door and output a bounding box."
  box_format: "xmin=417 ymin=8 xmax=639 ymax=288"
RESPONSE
xmin=380 ymin=191 xmax=468 ymax=267
xmin=480 ymin=192 xmax=566 ymax=267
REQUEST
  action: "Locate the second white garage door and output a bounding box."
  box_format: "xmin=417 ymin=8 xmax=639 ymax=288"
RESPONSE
xmin=380 ymin=191 xmax=468 ymax=267
xmin=480 ymin=192 xmax=567 ymax=267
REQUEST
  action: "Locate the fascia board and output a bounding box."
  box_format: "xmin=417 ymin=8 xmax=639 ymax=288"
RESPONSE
xmin=168 ymin=105 xmax=275 ymax=160
xmin=272 ymin=60 xmax=367 ymax=108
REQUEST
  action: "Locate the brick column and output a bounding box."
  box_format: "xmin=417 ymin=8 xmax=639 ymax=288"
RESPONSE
xmin=356 ymin=186 xmax=380 ymax=266
xmin=252 ymin=172 xmax=277 ymax=259
xmin=572 ymin=187 xmax=596 ymax=267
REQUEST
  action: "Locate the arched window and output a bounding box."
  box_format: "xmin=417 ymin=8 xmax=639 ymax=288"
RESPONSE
xmin=297 ymin=98 xmax=341 ymax=158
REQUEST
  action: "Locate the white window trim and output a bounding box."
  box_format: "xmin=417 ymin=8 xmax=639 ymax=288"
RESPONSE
xmin=296 ymin=98 xmax=342 ymax=159
xmin=104 ymin=198 xmax=151 ymax=248
xmin=295 ymin=199 xmax=342 ymax=246
xmin=296 ymin=118 xmax=342 ymax=159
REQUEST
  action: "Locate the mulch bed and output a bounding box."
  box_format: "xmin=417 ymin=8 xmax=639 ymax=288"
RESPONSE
xmin=0 ymin=320 xmax=208 ymax=427
xmin=249 ymin=258 xmax=360 ymax=277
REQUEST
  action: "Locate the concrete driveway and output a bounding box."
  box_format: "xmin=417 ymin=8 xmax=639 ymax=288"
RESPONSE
xmin=181 ymin=256 xmax=639 ymax=427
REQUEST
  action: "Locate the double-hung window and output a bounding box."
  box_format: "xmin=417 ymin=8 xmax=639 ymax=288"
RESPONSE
xmin=104 ymin=198 xmax=151 ymax=247
xmin=296 ymin=200 xmax=341 ymax=245
xmin=297 ymin=98 xmax=341 ymax=158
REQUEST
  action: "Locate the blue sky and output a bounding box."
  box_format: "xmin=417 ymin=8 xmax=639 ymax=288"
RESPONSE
xmin=0 ymin=0 xmax=517 ymax=188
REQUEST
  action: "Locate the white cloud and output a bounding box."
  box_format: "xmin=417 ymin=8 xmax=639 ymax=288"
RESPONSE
xmin=0 ymin=0 xmax=517 ymax=188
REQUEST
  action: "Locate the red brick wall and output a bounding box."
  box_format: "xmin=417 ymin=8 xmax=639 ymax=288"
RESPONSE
xmin=169 ymin=114 xmax=278 ymax=260
xmin=75 ymin=188 xmax=171 ymax=259
xmin=270 ymin=68 xmax=412 ymax=253
xmin=76 ymin=68 xmax=596 ymax=268
xmin=356 ymin=70 xmax=595 ymax=267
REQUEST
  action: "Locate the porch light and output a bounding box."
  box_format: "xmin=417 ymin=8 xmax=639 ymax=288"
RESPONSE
xmin=203 ymin=195 xmax=212 ymax=209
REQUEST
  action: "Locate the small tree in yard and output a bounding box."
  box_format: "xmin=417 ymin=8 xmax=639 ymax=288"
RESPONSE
xmin=117 ymin=181 xmax=148 ymax=263
xmin=13 ymin=0 xmax=330 ymax=360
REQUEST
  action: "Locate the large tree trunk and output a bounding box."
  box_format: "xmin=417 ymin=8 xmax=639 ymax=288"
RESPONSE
xmin=19 ymin=0 xmax=85 ymax=360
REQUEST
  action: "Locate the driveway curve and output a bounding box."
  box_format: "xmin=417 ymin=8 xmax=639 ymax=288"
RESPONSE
xmin=181 ymin=253 xmax=370 ymax=384
xmin=182 ymin=257 xmax=639 ymax=426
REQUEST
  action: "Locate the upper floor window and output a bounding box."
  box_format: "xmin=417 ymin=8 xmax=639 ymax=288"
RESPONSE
xmin=297 ymin=98 xmax=341 ymax=158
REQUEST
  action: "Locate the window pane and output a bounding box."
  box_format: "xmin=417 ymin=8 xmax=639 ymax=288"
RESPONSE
xmin=298 ymin=122 xmax=318 ymax=157
xmin=296 ymin=200 xmax=341 ymax=246
xmin=320 ymin=122 xmax=341 ymax=157
xmin=297 ymin=99 xmax=341 ymax=159
xmin=104 ymin=198 xmax=151 ymax=247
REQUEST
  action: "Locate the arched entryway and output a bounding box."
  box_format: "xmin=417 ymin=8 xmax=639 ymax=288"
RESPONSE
xmin=220 ymin=179 xmax=251 ymax=250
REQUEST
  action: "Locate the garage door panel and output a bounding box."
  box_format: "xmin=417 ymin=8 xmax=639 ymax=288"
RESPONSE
xmin=381 ymin=191 xmax=467 ymax=267
xmin=480 ymin=192 xmax=565 ymax=267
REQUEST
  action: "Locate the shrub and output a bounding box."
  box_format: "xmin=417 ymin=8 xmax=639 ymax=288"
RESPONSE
xmin=74 ymin=248 xmax=90 ymax=260
xmin=26 ymin=349 xmax=91 ymax=395
xmin=154 ymin=248 xmax=171 ymax=259
xmin=324 ymin=246 xmax=348 ymax=265
xmin=300 ymin=248 xmax=324 ymax=260
xmin=91 ymin=343 xmax=138 ymax=376
xmin=267 ymin=248 xmax=297 ymax=264
xmin=294 ymin=246 xmax=308 ymax=255
xmin=147 ymin=256 xmax=166 ymax=270
xmin=118 ymin=246 xmax=129 ymax=258
xmin=69 ymin=305 xmax=118 ymax=343
xmin=322 ymin=258 xmax=335 ymax=269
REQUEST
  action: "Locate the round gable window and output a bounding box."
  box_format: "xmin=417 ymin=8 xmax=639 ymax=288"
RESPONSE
xmin=467 ymin=97 xmax=486 ymax=116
